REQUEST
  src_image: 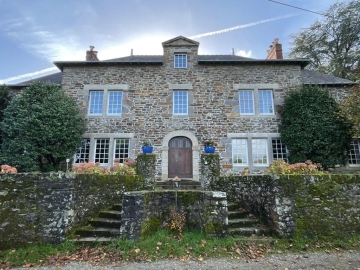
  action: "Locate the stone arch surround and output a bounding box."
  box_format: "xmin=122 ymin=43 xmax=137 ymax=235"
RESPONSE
xmin=161 ymin=130 xmax=200 ymax=181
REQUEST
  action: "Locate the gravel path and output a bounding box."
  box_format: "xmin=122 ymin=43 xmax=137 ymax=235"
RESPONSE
xmin=11 ymin=251 xmax=360 ymax=270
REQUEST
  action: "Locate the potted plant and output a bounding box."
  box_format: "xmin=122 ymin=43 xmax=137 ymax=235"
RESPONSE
xmin=142 ymin=140 xmax=153 ymax=154
xmin=203 ymin=140 xmax=217 ymax=153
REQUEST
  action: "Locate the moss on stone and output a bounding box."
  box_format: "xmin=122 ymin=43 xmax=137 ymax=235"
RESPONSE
xmin=141 ymin=217 xmax=160 ymax=238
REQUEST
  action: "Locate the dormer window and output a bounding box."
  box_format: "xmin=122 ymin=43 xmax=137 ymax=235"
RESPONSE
xmin=174 ymin=54 xmax=187 ymax=68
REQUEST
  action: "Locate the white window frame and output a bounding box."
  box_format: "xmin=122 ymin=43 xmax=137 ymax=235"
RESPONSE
xmin=107 ymin=91 xmax=123 ymax=115
xmin=349 ymin=139 xmax=360 ymax=165
xmin=235 ymin=84 xmax=277 ymax=116
xmin=74 ymin=138 xmax=91 ymax=164
xmin=251 ymin=139 xmax=268 ymax=166
xmin=174 ymin=54 xmax=187 ymax=68
xmin=229 ymin=133 xmax=282 ymax=170
xmin=232 ymin=139 xmax=249 ymax=165
xmin=72 ymin=133 xmax=134 ymax=166
xmin=239 ymin=90 xmax=255 ymax=115
xmin=173 ymin=90 xmax=188 ymax=115
xmin=84 ymin=85 xmax=128 ymax=117
xmin=88 ymin=91 xmax=104 ymax=115
xmin=113 ymin=138 xmax=130 ymax=163
xmin=94 ymin=139 xmax=110 ymax=165
xmin=272 ymin=139 xmax=288 ymax=162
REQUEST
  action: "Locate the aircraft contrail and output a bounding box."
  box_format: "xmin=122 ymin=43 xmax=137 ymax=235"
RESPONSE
xmin=1 ymin=14 xmax=296 ymax=84
xmin=188 ymin=14 xmax=296 ymax=39
xmin=0 ymin=67 xmax=58 ymax=84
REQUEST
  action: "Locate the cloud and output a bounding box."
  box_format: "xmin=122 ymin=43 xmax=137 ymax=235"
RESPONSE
xmin=0 ymin=67 xmax=58 ymax=84
xmin=236 ymin=50 xmax=252 ymax=58
xmin=188 ymin=14 xmax=297 ymax=39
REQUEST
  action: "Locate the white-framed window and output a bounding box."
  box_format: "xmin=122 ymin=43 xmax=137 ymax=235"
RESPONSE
xmin=95 ymin=139 xmax=110 ymax=165
xmin=74 ymin=136 xmax=131 ymax=166
xmin=231 ymin=137 xmax=273 ymax=168
xmin=252 ymin=139 xmax=268 ymax=165
xmin=232 ymin=139 xmax=248 ymax=165
xmin=173 ymin=91 xmax=188 ymax=115
xmin=258 ymin=90 xmax=274 ymax=114
xmin=272 ymin=139 xmax=288 ymax=162
xmin=89 ymin=91 xmax=104 ymax=115
xmin=114 ymin=138 xmax=130 ymax=163
xmin=174 ymin=54 xmax=187 ymax=68
xmin=349 ymin=139 xmax=360 ymax=164
xmin=88 ymin=89 xmax=123 ymax=116
xmin=239 ymin=90 xmax=255 ymax=115
xmin=75 ymin=139 xmax=90 ymax=163
xmin=107 ymin=91 xmax=123 ymax=115
xmin=239 ymin=89 xmax=274 ymax=116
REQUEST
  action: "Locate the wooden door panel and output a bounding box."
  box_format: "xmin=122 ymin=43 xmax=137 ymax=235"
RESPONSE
xmin=168 ymin=137 xmax=193 ymax=178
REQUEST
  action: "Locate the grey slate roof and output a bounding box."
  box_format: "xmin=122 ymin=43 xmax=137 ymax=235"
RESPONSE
xmin=12 ymin=57 xmax=356 ymax=87
xmin=9 ymin=72 xmax=63 ymax=88
xmin=54 ymin=54 xmax=311 ymax=70
xmin=302 ymin=69 xmax=356 ymax=86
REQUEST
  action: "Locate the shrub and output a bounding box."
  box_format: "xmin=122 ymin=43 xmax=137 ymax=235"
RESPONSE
xmin=72 ymin=158 xmax=136 ymax=176
xmin=266 ymin=160 xmax=323 ymax=175
xmin=0 ymin=164 xmax=17 ymax=174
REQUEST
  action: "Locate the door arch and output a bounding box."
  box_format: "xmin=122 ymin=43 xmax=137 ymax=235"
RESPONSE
xmin=168 ymin=136 xmax=193 ymax=178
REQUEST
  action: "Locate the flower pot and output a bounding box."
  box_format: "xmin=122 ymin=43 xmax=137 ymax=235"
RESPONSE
xmin=204 ymin=146 xmax=215 ymax=153
xmin=142 ymin=146 xmax=153 ymax=154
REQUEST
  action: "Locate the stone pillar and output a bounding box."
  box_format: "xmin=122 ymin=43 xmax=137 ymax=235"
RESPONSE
xmin=136 ymin=154 xmax=156 ymax=185
xmin=200 ymin=154 xmax=220 ymax=190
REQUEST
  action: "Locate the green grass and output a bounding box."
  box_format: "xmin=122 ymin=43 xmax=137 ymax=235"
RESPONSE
xmin=1 ymin=231 xmax=360 ymax=268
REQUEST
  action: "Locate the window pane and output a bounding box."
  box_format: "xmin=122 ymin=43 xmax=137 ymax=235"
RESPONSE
xmin=95 ymin=139 xmax=110 ymax=164
xmin=272 ymin=139 xmax=288 ymax=162
xmin=89 ymin=91 xmax=104 ymax=115
xmin=232 ymin=139 xmax=248 ymax=165
xmin=108 ymin=91 xmax=122 ymax=115
xmin=173 ymin=91 xmax=188 ymax=115
xmin=75 ymin=139 xmax=90 ymax=163
xmin=174 ymin=54 xmax=187 ymax=68
xmin=239 ymin=91 xmax=254 ymax=114
xmin=252 ymin=139 xmax=268 ymax=165
xmin=114 ymin=139 xmax=129 ymax=163
xmin=349 ymin=139 xmax=360 ymax=164
xmin=259 ymin=90 xmax=274 ymax=114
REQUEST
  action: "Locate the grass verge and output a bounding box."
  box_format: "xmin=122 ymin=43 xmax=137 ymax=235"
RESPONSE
xmin=1 ymin=230 xmax=360 ymax=268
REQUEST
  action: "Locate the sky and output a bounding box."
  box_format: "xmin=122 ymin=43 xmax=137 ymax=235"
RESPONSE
xmin=0 ymin=0 xmax=350 ymax=84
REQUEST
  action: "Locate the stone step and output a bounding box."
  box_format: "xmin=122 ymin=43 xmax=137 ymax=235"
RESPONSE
xmin=228 ymin=218 xmax=259 ymax=228
xmin=228 ymin=210 xmax=249 ymax=219
xmin=98 ymin=210 xmax=122 ymax=219
xmin=75 ymin=227 xmax=120 ymax=238
xmin=71 ymin=237 xmax=115 ymax=243
xmin=227 ymin=203 xmax=241 ymax=211
xmin=88 ymin=218 xmax=121 ymax=229
xmin=229 ymin=227 xmax=271 ymax=237
xmin=111 ymin=203 xmax=122 ymax=211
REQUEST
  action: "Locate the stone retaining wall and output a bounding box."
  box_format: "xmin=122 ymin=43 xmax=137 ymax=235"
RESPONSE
xmin=210 ymin=174 xmax=360 ymax=239
xmin=120 ymin=190 xmax=228 ymax=239
xmin=0 ymin=173 xmax=146 ymax=250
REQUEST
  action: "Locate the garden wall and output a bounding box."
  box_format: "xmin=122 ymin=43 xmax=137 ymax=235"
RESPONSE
xmin=210 ymin=174 xmax=360 ymax=239
xmin=0 ymin=173 xmax=146 ymax=250
xmin=119 ymin=190 xmax=228 ymax=239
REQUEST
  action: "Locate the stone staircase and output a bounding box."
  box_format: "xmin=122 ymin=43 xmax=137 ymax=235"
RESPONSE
xmin=227 ymin=202 xmax=272 ymax=240
xmin=72 ymin=203 xmax=122 ymax=243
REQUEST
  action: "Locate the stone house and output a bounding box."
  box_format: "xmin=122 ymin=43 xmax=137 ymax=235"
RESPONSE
xmin=13 ymin=36 xmax=356 ymax=179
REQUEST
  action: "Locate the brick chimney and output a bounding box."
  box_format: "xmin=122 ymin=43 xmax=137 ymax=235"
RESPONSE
xmin=266 ymin=38 xmax=283 ymax=60
xmin=86 ymin=46 xmax=99 ymax=61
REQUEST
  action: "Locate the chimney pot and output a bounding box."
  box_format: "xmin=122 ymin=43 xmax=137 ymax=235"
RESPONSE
xmin=86 ymin=46 xmax=99 ymax=61
xmin=266 ymin=38 xmax=283 ymax=60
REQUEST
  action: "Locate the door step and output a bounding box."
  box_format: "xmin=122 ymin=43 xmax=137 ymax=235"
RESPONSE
xmin=155 ymin=179 xmax=202 ymax=190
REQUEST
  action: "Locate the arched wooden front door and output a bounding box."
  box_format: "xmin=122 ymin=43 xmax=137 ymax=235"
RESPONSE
xmin=168 ymin=136 xmax=193 ymax=178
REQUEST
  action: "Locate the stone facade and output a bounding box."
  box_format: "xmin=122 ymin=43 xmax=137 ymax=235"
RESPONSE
xmin=55 ymin=36 xmax=354 ymax=179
